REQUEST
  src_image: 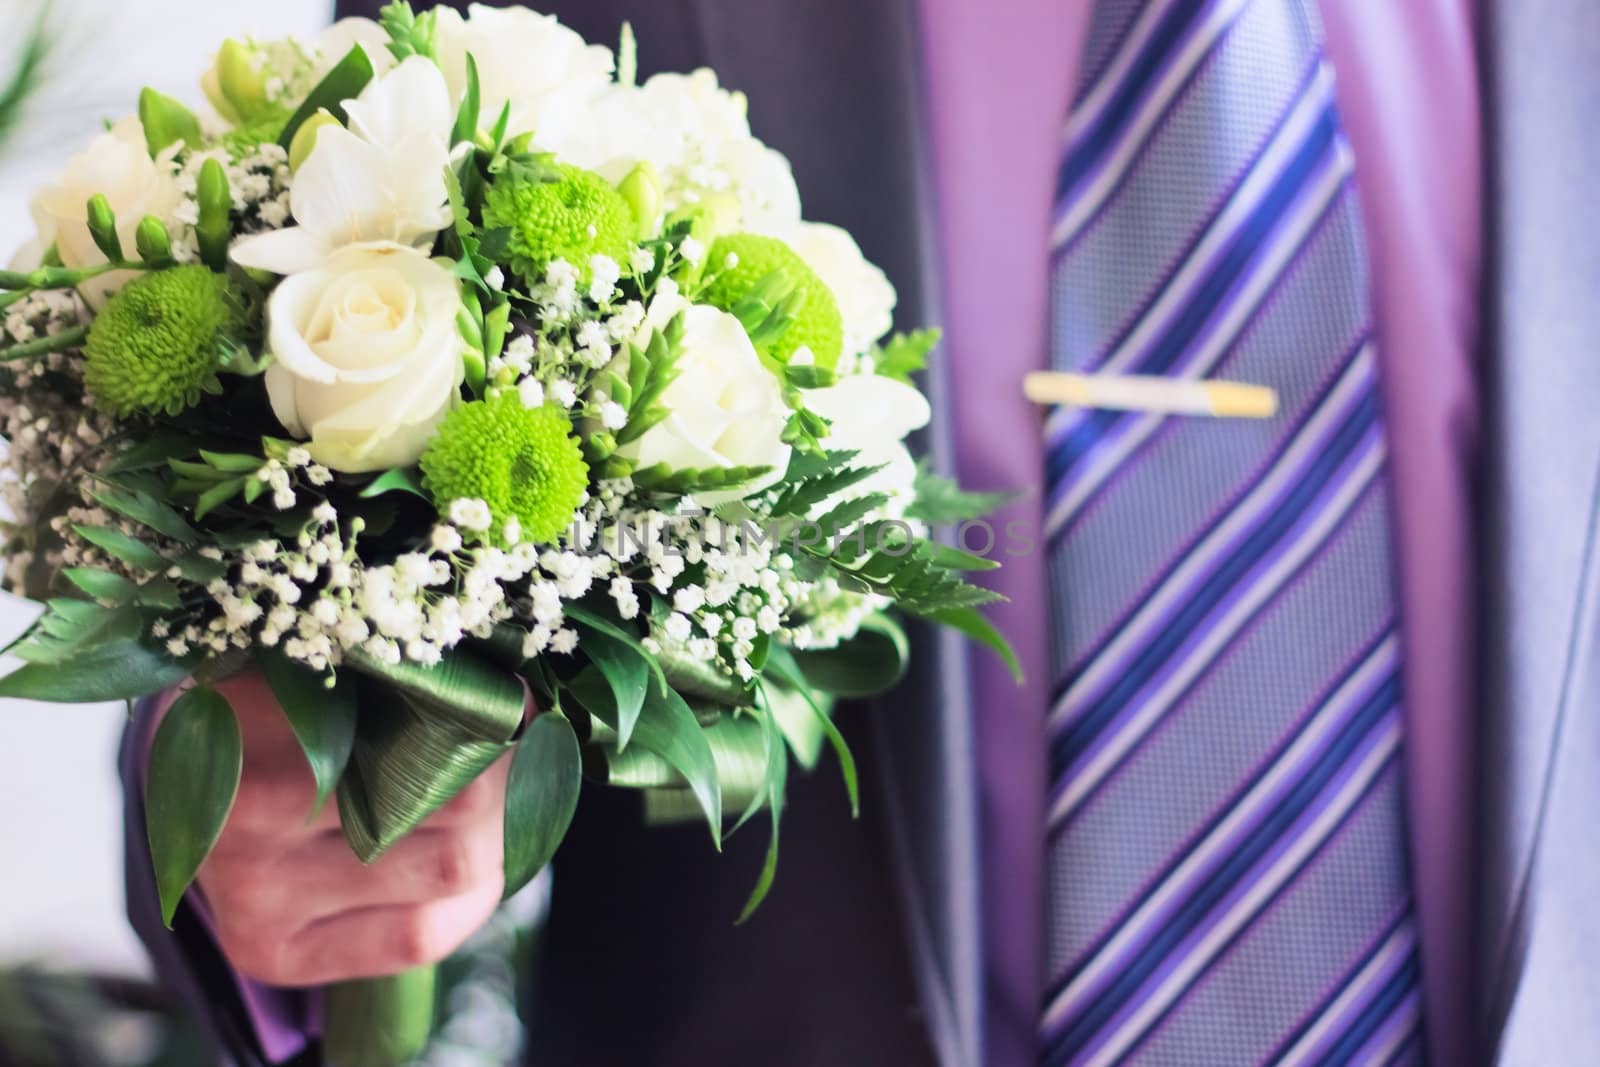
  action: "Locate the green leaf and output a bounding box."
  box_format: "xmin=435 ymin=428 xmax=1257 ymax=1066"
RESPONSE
xmin=451 ymin=53 xmax=480 ymax=147
xmin=71 ymin=524 xmax=166 ymax=573
xmin=765 ymin=648 xmax=859 ymax=816
xmin=6 ymin=599 xmax=143 ymax=664
xmin=575 ymin=674 xmax=722 ymax=849
xmin=580 ymin=627 xmax=649 ymax=750
xmin=736 ymin=702 xmax=788 ymax=923
xmin=137 ymin=87 xmax=201 ymax=155
xmin=145 ymin=686 xmax=242 ymax=927
xmin=194 ymin=478 xmax=244 ymax=520
xmin=564 ymin=603 xmax=668 ymax=696
xmin=502 ymin=710 xmax=581 ymax=898
xmin=198 ymin=450 xmax=266 ymax=473
xmin=928 ymin=605 xmax=1023 ymax=684
xmin=870 ymin=328 xmax=941 ymax=383
xmin=789 ymin=613 xmax=910 ymax=699
xmin=906 ymin=464 xmax=1018 ymax=524
xmin=0 ymin=633 xmax=193 ymax=702
xmin=278 ymin=45 xmax=374 ymax=149
xmin=104 ymin=434 xmax=202 ymax=474
xmin=62 ymin=568 xmax=140 ymax=604
xmin=88 ymin=485 xmax=197 ymax=545
xmin=259 ymin=651 xmax=357 ymax=819
xmin=359 ymin=466 xmax=428 ymax=500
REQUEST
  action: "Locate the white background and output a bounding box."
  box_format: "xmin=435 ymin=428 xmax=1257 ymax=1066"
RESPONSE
xmin=0 ymin=0 xmax=332 ymax=976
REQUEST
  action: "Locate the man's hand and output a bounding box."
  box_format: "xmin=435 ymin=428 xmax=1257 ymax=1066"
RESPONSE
xmin=192 ymin=672 xmax=508 ymax=988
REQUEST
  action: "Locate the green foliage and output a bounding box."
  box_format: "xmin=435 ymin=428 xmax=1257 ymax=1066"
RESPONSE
xmin=378 ymin=1 xmax=440 ymax=62
xmin=736 ymin=696 xmax=788 ymax=923
xmin=764 ymin=648 xmax=858 ymax=815
xmin=768 ymin=450 xmax=884 ymax=518
xmin=612 ymin=320 xmax=683 ymax=448
xmin=928 ymin=606 xmax=1024 ymax=684
xmin=146 ymin=686 xmax=240 ymax=927
xmin=0 ymin=630 xmax=192 ymax=702
xmin=630 ymin=462 xmax=772 ymax=497
xmin=502 ymin=710 xmax=581 ymax=898
xmin=786 ymin=612 xmax=909 ymax=699
xmin=870 ymin=327 xmax=942 ymax=383
xmin=572 ymin=667 xmax=722 ymax=848
xmin=419 ymin=393 xmax=589 ymax=544
xmin=906 ymin=462 xmax=1017 ymax=524
xmin=573 ymin=624 xmax=650 ymax=749
xmin=277 ymin=45 xmax=374 ymax=150
xmin=83 ymin=266 xmax=243 ymax=418
xmin=0 ymin=5 xmax=50 ymax=155
xmin=259 ymin=651 xmax=357 ymax=818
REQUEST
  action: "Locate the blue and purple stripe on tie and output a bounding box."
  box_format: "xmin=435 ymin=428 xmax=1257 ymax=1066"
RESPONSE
xmin=1040 ymin=1 xmax=1424 ymax=1064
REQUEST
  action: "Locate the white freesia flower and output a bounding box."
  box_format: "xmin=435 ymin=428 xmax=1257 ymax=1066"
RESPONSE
xmin=784 ymin=222 xmax=897 ymax=358
xmin=435 ymin=4 xmax=613 ymax=141
xmin=231 ymin=57 xmax=455 ymax=275
xmin=29 ymin=116 xmax=181 ymax=308
xmin=804 ymin=374 xmax=931 ymax=501
xmin=311 ymin=17 xmax=396 ymax=78
xmin=542 ymin=70 xmax=801 ymax=233
xmin=621 ymin=304 xmax=792 ymax=505
xmin=263 ymin=242 xmax=464 ymax=473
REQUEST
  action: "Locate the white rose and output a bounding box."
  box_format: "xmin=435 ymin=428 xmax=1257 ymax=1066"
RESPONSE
xmin=29 ymin=116 xmax=181 ymax=308
xmin=804 ymin=374 xmax=931 ymax=502
xmin=784 ymin=222 xmax=897 ymax=358
xmin=621 ymin=305 xmax=792 ymax=505
xmin=231 ymin=57 xmax=455 ymax=276
xmin=263 ymin=242 xmax=464 ymax=473
xmin=435 ymin=5 xmax=613 ymax=141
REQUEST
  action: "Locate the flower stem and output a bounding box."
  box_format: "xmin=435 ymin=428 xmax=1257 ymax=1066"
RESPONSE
xmin=0 ymin=324 xmax=89 ymax=361
xmin=323 ymin=967 xmax=437 ymax=1067
xmin=0 ymin=260 xmax=136 ymax=291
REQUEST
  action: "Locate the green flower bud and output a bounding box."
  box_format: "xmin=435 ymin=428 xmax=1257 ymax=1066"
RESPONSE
xmin=134 ymin=217 xmax=172 ymax=266
xmin=213 ymin=39 xmax=270 ymax=123
xmin=617 ymin=161 xmax=663 ymax=239
xmin=85 ymin=194 xmax=122 ymax=262
xmin=419 ymin=393 xmax=590 ymax=546
xmin=83 ymin=266 xmax=244 ymax=418
xmin=288 ymin=109 xmax=341 ymax=173
xmin=196 ymin=159 xmax=233 ymax=272
xmin=137 ymin=87 xmax=201 ymax=157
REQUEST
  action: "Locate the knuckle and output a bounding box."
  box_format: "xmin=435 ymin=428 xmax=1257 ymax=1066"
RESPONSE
xmin=391 ymin=908 xmax=453 ymax=968
xmin=429 ymin=838 xmax=476 ymax=896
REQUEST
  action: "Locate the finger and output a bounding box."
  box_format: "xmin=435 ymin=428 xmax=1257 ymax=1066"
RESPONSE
xmin=275 ymin=884 xmax=503 ymax=986
xmin=245 ymin=824 xmax=506 ymax=920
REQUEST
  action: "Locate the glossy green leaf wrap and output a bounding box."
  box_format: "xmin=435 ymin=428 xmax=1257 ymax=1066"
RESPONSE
xmin=146 ymin=686 xmax=241 ymax=927
xmin=337 ymin=646 xmax=526 ymax=863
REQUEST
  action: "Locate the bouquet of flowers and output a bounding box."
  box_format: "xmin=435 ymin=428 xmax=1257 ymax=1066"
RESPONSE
xmin=0 ymin=4 xmax=1016 ymax=1062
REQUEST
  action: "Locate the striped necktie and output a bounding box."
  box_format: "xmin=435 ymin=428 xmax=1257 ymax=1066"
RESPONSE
xmin=1039 ymin=2 xmax=1426 ymax=1065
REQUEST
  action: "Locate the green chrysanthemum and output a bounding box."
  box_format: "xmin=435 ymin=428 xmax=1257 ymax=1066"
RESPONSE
xmin=420 ymin=393 xmax=589 ymax=545
xmin=83 ymin=265 xmax=243 ymax=419
xmin=483 ymin=164 xmax=634 ymax=286
xmin=703 ymin=233 xmax=844 ymax=369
